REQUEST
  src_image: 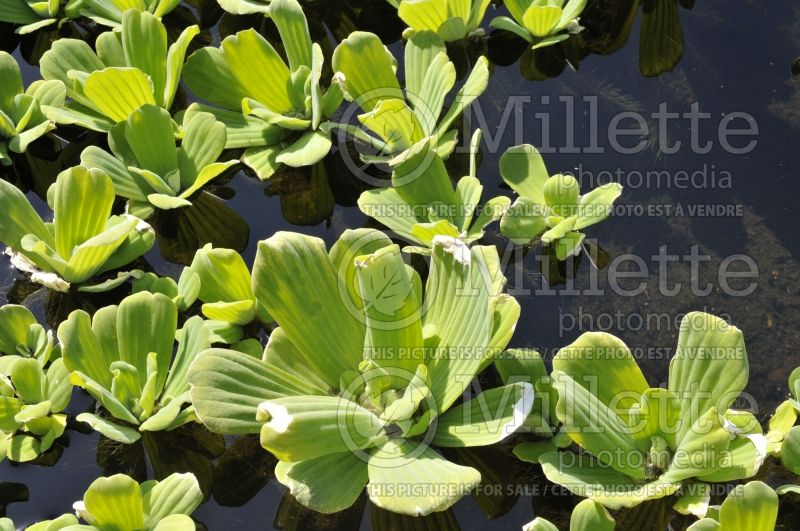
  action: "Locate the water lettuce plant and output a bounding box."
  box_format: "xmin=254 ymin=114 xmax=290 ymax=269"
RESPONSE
xmin=357 ymin=131 xmax=509 ymax=250
xmin=188 ymin=244 xmax=269 ymax=326
xmin=39 ymin=9 xmax=198 ymax=132
xmin=498 ymin=144 xmax=622 ymax=259
xmin=396 ymin=0 xmax=492 ymax=41
xmin=58 ymin=292 xmax=211 ymax=443
xmin=332 ymin=30 xmax=489 ymax=166
xmin=64 ymin=0 xmax=181 ymax=27
xmin=189 ymin=230 xmax=526 ymax=515
xmin=0 ymin=167 xmax=155 ymax=292
xmin=765 ymin=367 xmax=800 ymax=475
xmin=0 ymin=0 xmax=65 ymax=34
xmin=526 ymin=312 xmax=766 ymax=510
xmin=183 ymin=0 xmax=343 ymax=181
xmin=687 ymin=481 xmax=778 ymax=531
xmin=0 ymin=305 xmax=71 ymax=463
xmin=0 ymin=52 xmax=65 ymax=166
xmin=523 ymin=499 xmax=615 ymax=531
xmin=130 ymin=268 xmax=200 ymax=313
xmin=490 ymin=0 xmax=587 ymax=50
xmin=80 ymin=104 xmax=238 ymax=219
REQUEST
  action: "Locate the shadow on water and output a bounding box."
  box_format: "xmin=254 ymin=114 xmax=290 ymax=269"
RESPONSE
xmin=1 ymin=0 xmax=800 ymax=528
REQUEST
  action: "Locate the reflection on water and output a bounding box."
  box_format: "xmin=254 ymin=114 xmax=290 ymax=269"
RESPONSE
xmin=1 ymin=0 xmax=799 ymax=529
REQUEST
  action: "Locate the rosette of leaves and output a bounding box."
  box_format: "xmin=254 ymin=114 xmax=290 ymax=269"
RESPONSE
xmin=686 ymin=481 xmax=778 ymax=531
xmin=0 ymin=305 xmax=71 ymax=463
xmin=0 ymin=0 xmax=64 ymax=34
xmin=11 ymin=472 xmax=203 ymax=530
xmin=0 ymin=52 xmax=65 ymax=166
xmin=395 ymin=0 xmax=492 ymax=42
xmin=765 ymin=367 xmax=800 ymax=475
xmin=357 ymin=131 xmax=510 ymax=251
xmin=189 ymin=229 xmax=527 ymax=516
xmin=57 ymin=292 xmax=211 ymax=444
xmin=39 ymin=9 xmax=198 ymax=132
xmin=332 ymin=29 xmax=488 ymax=167
xmin=80 ymin=104 xmax=238 ymax=219
xmin=526 ymin=312 xmax=766 ymax=510
xmin=63 ymin=0 xmax=181 ymax=28
xmin=187 ymin=244 xmax=269 ymax=327
xmin=490 ymin=0 xmax=586 ymax=50
xmin=523 ymin=499 xmax=615 ymax=531
xmin=130 ymin=269 xmax=200 ymax=313
xmin=498 ymin=144 xmax=622 ymax=260
xmin=182 ymin=0 xmax=343 ymax=181
xmin=0 ymin=166 xmax=155 ymax=292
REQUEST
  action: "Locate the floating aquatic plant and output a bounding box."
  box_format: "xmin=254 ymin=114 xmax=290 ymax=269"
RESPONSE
xmin=64 ymin=0 xmax=181 ymax=28
xmin=395 ymin=0 xmax=492 ymax=42
xmin=357 ymin=131 xmax=509 ymax=251
xmin=498 ymin=144 xmax=622 ymax=260
xmin=0 ymin=167 xmax=155 ymax=292
xmin=686 ymin=481 xmax=778 ymax=531
xmin=58 ymin=292 xmax=210 ymax=443
xmin=490 ymin=0 xmax=586 ymax=50
xmin=332 ymin=30 xmax=488 ymax=167
xmin=183 ymin=0 xmax=343 ymax=181
xmin=39 ymin=9 xmax=198 ymax=132
xmin=765 ymin=367 xmax=800 ymax=475
xmin=0 ymin=52 xmax=65 ymax=166
xmin=0 ymin=305 xmax=71 ymax=463
xmin=519 ymin=312 xmax=766 ymax=510
xmin=523 ymin=499 xmax=615 ymax=531
xmin=80 ymin=104 xmax=238 ymax=219
xmin=130 ymin=269 xmax=200 ymax=313
xmin=189 ymin=230 xmax=526 ymax=515
xmin=0 ymin=0 xmax=65 ymax=34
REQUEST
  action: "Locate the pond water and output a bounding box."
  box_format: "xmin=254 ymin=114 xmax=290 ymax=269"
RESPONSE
xmin=1 ymin=0 xmax=799 ymax=529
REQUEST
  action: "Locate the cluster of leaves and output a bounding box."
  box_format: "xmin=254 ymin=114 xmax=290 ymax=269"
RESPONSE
xmin=765 ymin=367 xmax=800 ymax=475
xmin=0 ymin=472 xmax=202 ymax=530
xmin=0 ymin=305 xmax=70 ymax=463
xmin=188 ymin=230 xmax=526 ymax=516
xmin=490 ymin=0 xmax=587 ymax=50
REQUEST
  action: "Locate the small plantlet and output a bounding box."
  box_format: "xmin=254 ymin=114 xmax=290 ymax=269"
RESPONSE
xmin=80 ymin=104 xmax=238 ymax=219
xmin=0 ymin=52 xmax=65 ymax=166
xmin=0 ymin=0 xmax=64 ymax=34
xmin=0 ymin=166 xmax=155 ymax=292
xmin=183 ymin=0 xmax=343 ymax=180
xmin=39 ymin=9 xmax=198 ymax=131
xmin=57 ymin=292 xmax=211 ymax=443
xmin=189 ymin=230 xmax=527 ymax=516
xmin=332 ymin=30 xmax=488 ymax=167
xmin=0 ymin=305 xmax=71 ymax=463
xmin=64 ymin=0 xmax=181 ymax=28
xmin=490 ymin=0 xmax=586 ymax=50
xmin=518 ymin=312 xmax=766 ymax=510
xmin=395 ymin=0 xmax=492 ymax=42
xmin=498 ymin=144 xmax=622 ymax=260
xmin=357 ymin=131 xmax=509 ymax=251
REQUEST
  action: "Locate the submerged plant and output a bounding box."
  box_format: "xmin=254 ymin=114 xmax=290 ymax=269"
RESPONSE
xmin=490 ymin=0 xmax=586 ymax=50
xmin=358 ymin=131 xmax=509 ymax=251
xmin=498 ymin=144 xmax=622 ymax=260
xmin=58 ymin=292 xmax=211 ymax=443
xmin=687 ymin=481 xmax=778 ymax=531
xmin=332 ymin=30 xmax=488 ymax=167
xmin=39 ymin=9 xmax=198 ymax=132
xmin=0 ymin=52 xmax=65 ymax=166
xmin=0 ymin=305 xmax=71 ymax=463
xmin=80 ymin=104 xmax=238 ymax=219
xmin=183 ymin=0 xmax=343 ymax=180
xmin=0 ymin=167 xmax=155 ymax=292
xmin=189 ymin=230 xmax=526 ymax=515
xmin=63 ymin=0 xmax=181 ymax=28
xmin=187 ymin=244 xmax=269 ymax=326
xmin=396 ymin=0 xmax=491 ymax=41
xmin=523 ymin=499 xmax=615 ymax=531
xmin=21 ymin=473 xmax=203 ymax=530
xmin=765 ymin=367 xmax=800 ymax=475
xmin=526 ymin=312 xmax=766 ymax=509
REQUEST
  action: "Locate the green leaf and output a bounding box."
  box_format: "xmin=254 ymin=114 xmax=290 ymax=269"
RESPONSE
xmin=268 ymin=0 xmax=312 ymax=71
xmin=0 ymin=52 xmax=23 ymax=113
xmin=499 ymin=144 xmax=550 ymax=204
xmin=258 ymin=395 xmax=386 ymax=462
xmin=190 ymin=244 xmax=254 ymax=307
xmin=82 ymin=474 xmax=145 ymax=531
xmin=569 ymin=499 xmax=615 ymax=531
xmin=781 ymin=425 xmax=800 ymax=475
xmin=178 ymin=111 xmax=227 ymax=186
xmin=275 ymin=452 xmax=369 ymax=514
xmin=332 ymin=31 xmax=403 ymax=112
xmin=433 ymin=382 xmax=534 ymax=447
xmin=125 ymin=104 xmax=179 ymax=178
xmin=668 ymin=312 xmax=748 ymax=445
xmin=144 ymin=473 xmax=202 ymax=526
xmin=367 ymin=439 xmax=481 ymax=516
xmin=659 ymin=407 xmax=732 ymax=483
xmin=52 ymin=166 xmax=114 ymax=259
xmin=500 ymin=197 xmax=548 ymax=244
xmin=522 ymin=5 xmax=562 ymax=37
xmin=0 ymin=174 xmax=52 ymax=251
xmin=275 ymin=130 xmax=332 ymax=167
xmin=183 ymin=48 xmax=251 ymax=111
xmin=717 ymin=481 xmax=778 ymax=531
xmin=574 ymin=183 xmax=623 ymax=230
xmin=435 ymin=56 xmax=489 ymax=136
xmin=76 ymin=412 xmax=141 ymax=444
xmin=83 ymin=68 xmax=156 ymax=123
xmin=120 ymin=10 xmax=167 ymax=107
xmin=161 ymin=316 xmax=210 ymax=401
xmin=164 ymin=24 xmax=199 ymax=109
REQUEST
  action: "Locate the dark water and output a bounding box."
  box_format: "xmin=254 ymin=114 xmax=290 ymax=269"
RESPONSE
xmin=1 ymin=0 xmax=800 ymax=529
